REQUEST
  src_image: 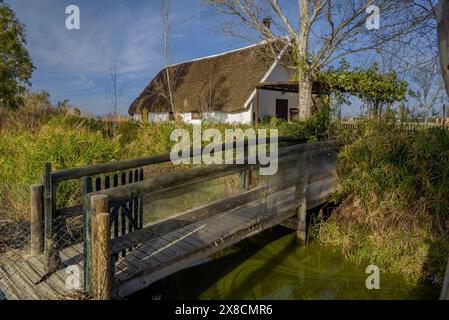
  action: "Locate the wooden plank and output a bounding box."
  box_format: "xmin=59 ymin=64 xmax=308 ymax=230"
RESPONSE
xmin=110 ymin=179 xmax=298 ymax=255
xmin=10 ymin=260 xmax=56 ymax=299
xmin=0 ymin=266 xmax=19 ymax=300
xmin=51 ymin=136 xmax=305 ymax=182
xmin=0 ymin=264 xmax=40 ymax=300
xmin=25 ymin=255 xmax=78 ymax=298
xmin=94 ymin=164 xmax=247 ymax=201
xmin=113 ymin=190 xmax=298 ymax=298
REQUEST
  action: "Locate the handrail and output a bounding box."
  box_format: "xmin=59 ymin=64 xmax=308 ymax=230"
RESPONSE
xmin=86 ymin=140 xmax=336 ymax=201
xmin=52 ymin=136 xmax=306 ymax=182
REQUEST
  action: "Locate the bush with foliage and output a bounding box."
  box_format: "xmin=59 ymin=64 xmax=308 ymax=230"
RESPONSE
xmin=318 ymin=115 xmax=449 ymax=285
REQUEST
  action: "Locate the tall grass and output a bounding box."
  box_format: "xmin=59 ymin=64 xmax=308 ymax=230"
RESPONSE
xmin=0 ymin=103 xmax=330 ymax=222
xmin=318 ymin=115 xmax=449 ymax=285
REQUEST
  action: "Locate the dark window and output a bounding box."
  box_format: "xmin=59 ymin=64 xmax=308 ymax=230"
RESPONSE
xmin=276 ymin=99 xmax=289 ymax=120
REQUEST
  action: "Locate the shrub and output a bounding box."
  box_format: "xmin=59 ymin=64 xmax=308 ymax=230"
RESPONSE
xmin=318 ymin=116 xmax=449 ymax=285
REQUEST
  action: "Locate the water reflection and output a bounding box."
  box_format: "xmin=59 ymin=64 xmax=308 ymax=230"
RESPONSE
xmin=131 ymin=227 xmax=439 ymax=300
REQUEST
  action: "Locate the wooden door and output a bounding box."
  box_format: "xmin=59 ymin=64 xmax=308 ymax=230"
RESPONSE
xmin=276 ymin=99 xmax=289 ymax=120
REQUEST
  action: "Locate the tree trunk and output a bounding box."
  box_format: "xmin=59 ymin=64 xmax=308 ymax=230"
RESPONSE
xmin=438 ymin=0 xmax=449 ymax=97
xmin=298 ymin=74 xmax=313 ymax=119
xmin=297 ymin=0 xmax=313 ymax=119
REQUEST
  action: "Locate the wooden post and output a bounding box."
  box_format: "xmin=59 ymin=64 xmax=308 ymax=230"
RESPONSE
xmin=255 ymin=89 xmax=260 ymax=128
xmin=240 ymin=142 xmax=252 ymax=190
xmin=30 ymin=184 xmax=44 ymax=256
xmin=142 ymin=109 xmax=148 ymax=124
xmin=43 ymin=163 xmax=53 ymax=254
xmin=91 ymin=195 xmax=111 ymax=300
xmin=295 ymin=152 xmax=309 ymax=245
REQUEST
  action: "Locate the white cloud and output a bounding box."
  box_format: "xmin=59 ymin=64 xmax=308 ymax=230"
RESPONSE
xmin=7 ymin=0 xmax=165 ymax=113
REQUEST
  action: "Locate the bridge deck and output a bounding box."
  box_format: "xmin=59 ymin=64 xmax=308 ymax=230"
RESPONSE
xmin=111 ymin=172 xmax=334 ymax=298
xmin=0 ymin=248 xmax=84 ymax=300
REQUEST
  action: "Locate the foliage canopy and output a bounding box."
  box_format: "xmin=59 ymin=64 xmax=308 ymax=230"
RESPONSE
xmin=315 ymin=61 xmax=409 ymax=117
xmin=0 ymin=1 xmax=34 ymax=110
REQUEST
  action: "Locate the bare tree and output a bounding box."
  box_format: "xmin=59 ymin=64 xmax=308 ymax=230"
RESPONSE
xmin=160 ymin=0 xmax=176 ymax=118
xmin=208 ymin=0 xmax=436 ymax=119
xmin=410 ymin=61 xmax=446 ymax=122
xmin=105 ymin=55 xmax=123 ymax=117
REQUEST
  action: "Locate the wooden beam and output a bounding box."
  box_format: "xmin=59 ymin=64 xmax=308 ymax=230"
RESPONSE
xmin=30 ymin=184 xmax=44 ymax=256
xmin=43 ymin=163 xmax=54 ymax=257
xmin=295 ymin=152 xmax=309 ymax=245
xmin=51 ymin=136 xmax=304 ymax=182
xmin=93 ymin=164 xmax=246 ymax=201
xmin=255 ymin=88 xmax=260 ymax=127
xmin=89 ymin=141 xmax=336 ymax=201
xmin=109 ymin=178 xmax=298 ymax=255
xmin=113 ymin=196 xmax=298 ymax=298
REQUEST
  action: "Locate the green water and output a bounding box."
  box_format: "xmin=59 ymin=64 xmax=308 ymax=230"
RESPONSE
xmin=131 ymin=227 xmax=439 ymax=300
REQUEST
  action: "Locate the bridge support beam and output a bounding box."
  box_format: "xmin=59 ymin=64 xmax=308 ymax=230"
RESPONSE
xmin=91 ymin=195 xmax=111 ymax=300
xmin=295 ymin=153 xmax=309 ymax=245
xmin=240 ymin=166 xmax=252 ymax=190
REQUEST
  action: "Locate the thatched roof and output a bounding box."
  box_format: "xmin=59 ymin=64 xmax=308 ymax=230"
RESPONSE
xmin=129 ymin=43 xmax=284 ymax=115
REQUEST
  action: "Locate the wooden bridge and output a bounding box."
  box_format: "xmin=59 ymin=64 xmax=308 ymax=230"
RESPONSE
xmin=0 ymin=138 xmax=337 ymax=300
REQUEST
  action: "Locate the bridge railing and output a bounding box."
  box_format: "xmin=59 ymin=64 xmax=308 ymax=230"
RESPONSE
xmin=32 ymin=136 xmax=307 ymax=274
xmin=82 ymin=140 xmax=337 ymax=299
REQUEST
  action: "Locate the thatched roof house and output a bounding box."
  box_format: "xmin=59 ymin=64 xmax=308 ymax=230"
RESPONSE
xmin=129 ymin=41 xmax=319 ymax=124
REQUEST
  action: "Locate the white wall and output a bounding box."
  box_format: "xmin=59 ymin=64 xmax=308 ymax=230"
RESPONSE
xmin=148 ymin=112 xmax=170 ymax=122
xmin=203 ymin=106 xmax=253 ymax=124
xmin=146 ymin=108 xmax=253 ymax=125
xmin=256 ymin=63 xmax=300 ymax=121
xmin=265 ymin=63 xmax=293 ymax=82
xmin=257 ymin=90 xmax=299 ymax=121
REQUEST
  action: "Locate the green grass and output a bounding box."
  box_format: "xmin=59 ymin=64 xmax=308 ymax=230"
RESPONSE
xmin=0 ymin=108 xmax=328 ymax=222
xmin=317 ymin=116 xmax=449 ymax=286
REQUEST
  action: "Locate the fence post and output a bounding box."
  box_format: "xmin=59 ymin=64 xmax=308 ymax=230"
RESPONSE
xmin=91 ymin=195 xmax=111 ymax=300
xmin=295 ymin=152 xmax=309 ymax=245
xmin=240 ymin=142 xmax=252 ymax=190
xmin=44 ymin=163 xmax=56 ymax=271
xmin=30 ymin=184 xmax=44 ymax=256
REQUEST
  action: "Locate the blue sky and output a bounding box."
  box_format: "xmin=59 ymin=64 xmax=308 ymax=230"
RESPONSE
xmin=6 ymin=0 xmax=245 ymax=115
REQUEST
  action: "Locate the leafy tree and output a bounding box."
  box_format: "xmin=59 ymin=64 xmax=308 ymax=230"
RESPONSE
xmin=315 ymin=61 xmax=409 ymax=118
xmin=0 ymin=1 xmax=34 ymax=110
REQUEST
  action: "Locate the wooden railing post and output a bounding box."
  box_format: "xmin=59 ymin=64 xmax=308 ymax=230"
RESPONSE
xmin=295 ymin=152 xmax=309 ymax=245
xmin=91 ymin=195 xmax=111 ymax=300
xmin=43 ymin=163 xmax=53 ymax=254
xmin=240 ymin=143 xmax=252 ymax=190
xmin=30 ymin=184 xmax=44 ymax=256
